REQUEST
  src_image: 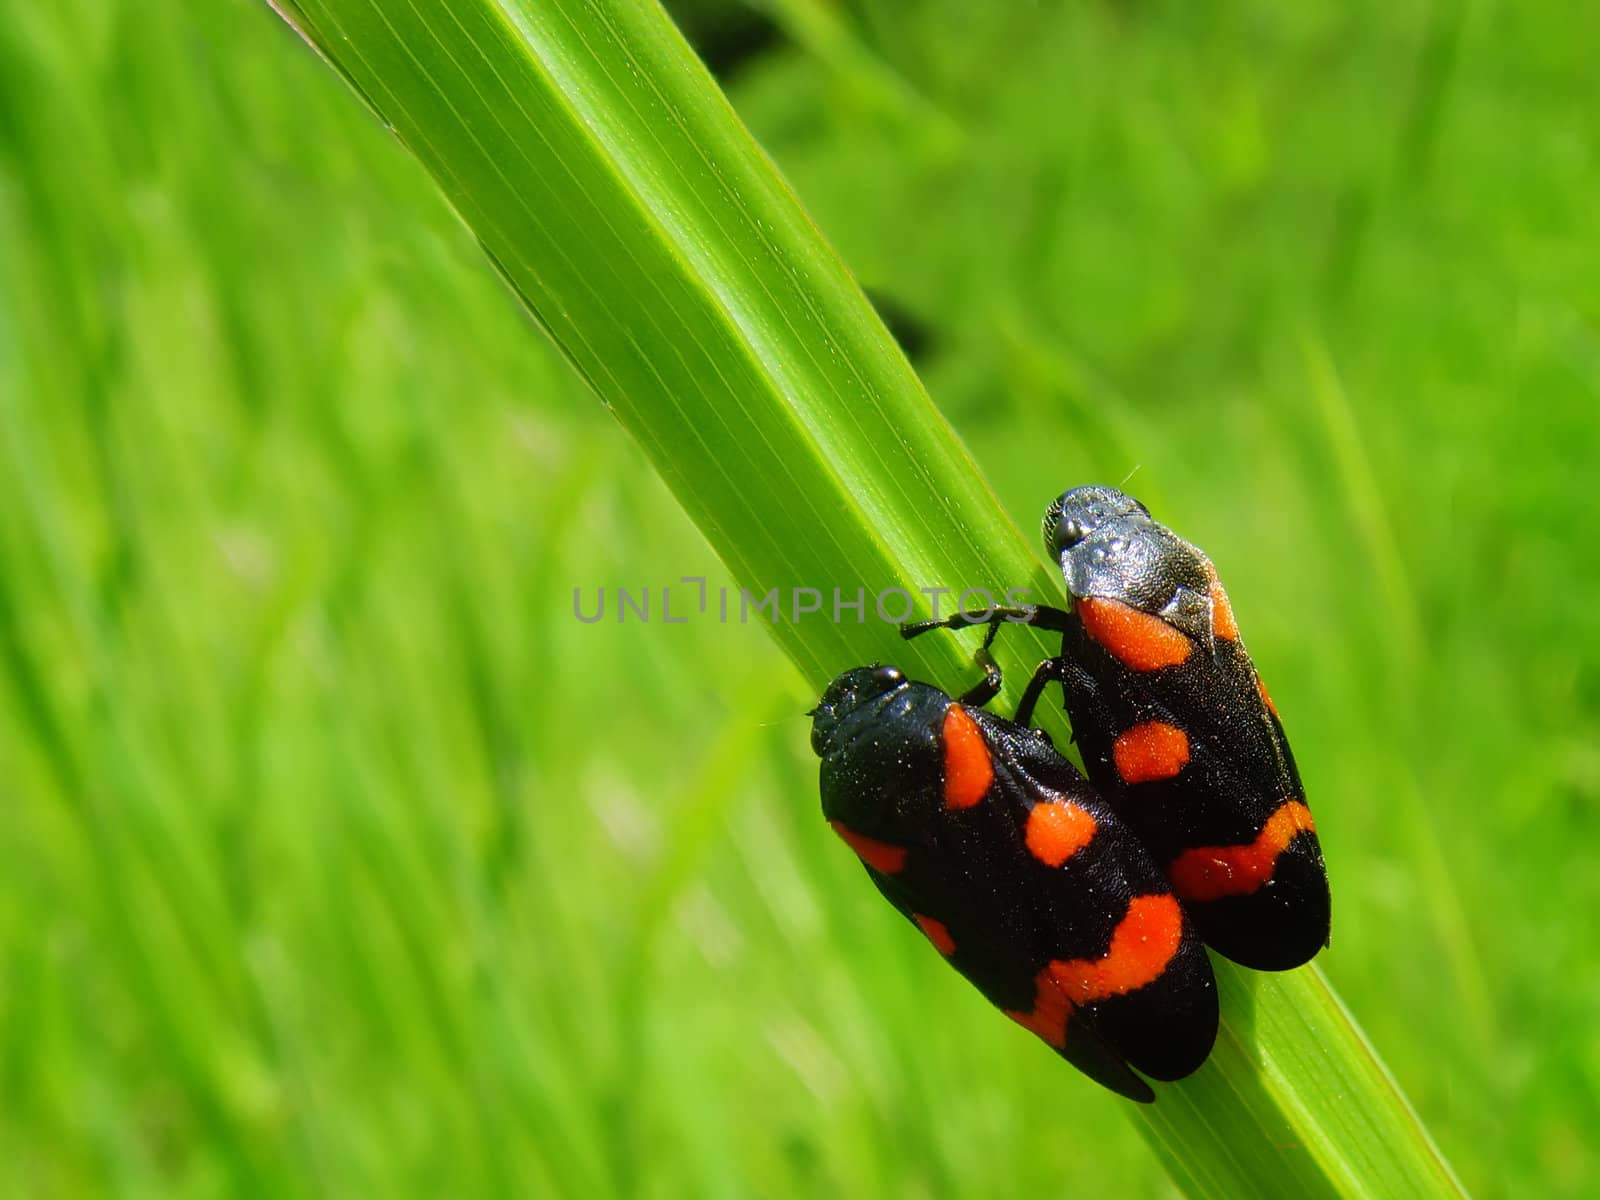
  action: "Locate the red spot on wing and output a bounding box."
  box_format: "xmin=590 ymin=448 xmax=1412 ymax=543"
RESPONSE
xmin=830 ymin=821 xmax=907 ymax=874
xmin=1002 ymin=895 xmax=1185 ymax=1051
xmin=1112 ymin=722 xmax=1191 ymax=784
xmin=1004 ymin=972 xmax=1071 ymax=1049
xmin=1077 ymin=597 xmax=1193 ymax=671
xmin=1049 ymin=895 xmax=1185 ymax=1002
xmin=1024 ymin=799 xmax=1098 ymax=867
xmin=1168 ymin=801 xmax=1315 ymax=901
xmin=1208 ymin=572 xmax=1240 ymax=641
xmin=914 ymin=913 xmax=956 ymax=956
xmin=942 ymin=705 xmax=993 ymax=810
xmin=1256 ymin=675 xmax=1278 ymax=717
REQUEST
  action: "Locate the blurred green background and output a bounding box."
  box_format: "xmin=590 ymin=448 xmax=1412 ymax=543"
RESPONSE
xmin=3 ymin=0 xmax=1597 ymax=1196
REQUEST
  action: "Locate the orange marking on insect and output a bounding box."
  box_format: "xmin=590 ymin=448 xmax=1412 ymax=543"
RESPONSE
xmin=1048 ymin=894 xmax=1184 ymax=1003
xmin=1209 ymin=573 xmax=1239 ymax=641
xmin=1003 ymin=971 xmax=1071 ymax=1049
xmin=1168 ymin=801 xmax=1316 ymax=902
xmin=1003 ymin=897 xmax=1183 ymax=1050
xmin=914 ymin=913 xmax=956 ymax=956
xmin=1024 ymin=799 xmax=1098 ymax=866
xmin=1077 ymin=596 xmax=1193 ymax=671
xmin=1256 ymin=675 xmax=1278 ymax=717
xmin=1112 ymin=721 xmax=1191 ymax=784
xmin=830 ymin=821 xmax=907 ymax=874
xmin=942 ymin=705 xmax=993 ymax=809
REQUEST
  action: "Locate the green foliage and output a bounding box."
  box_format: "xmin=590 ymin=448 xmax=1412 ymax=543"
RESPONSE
xmin=1 ymin=0 xmax=1595 ymax=1196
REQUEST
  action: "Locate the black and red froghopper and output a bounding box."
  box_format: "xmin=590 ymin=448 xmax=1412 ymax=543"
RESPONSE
xmin=812 ymin=664 xmax=1218 ymax=1102
xmin=905 ymin=486 xmax=1331 ymax=971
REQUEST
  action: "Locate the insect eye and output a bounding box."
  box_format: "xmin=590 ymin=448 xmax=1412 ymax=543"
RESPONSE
xmin=871 ymin=664 xmax=905 ymax=690
xmin=813 ymin=666 xmax=907 ymax=749
xmin=1044 ymin=498 xmax=1090 ymax=555
xmin=1056 ymin=516 xmax=1088 ymax=549
xmin=1045 ymin=485 xmax=1149 ymax=558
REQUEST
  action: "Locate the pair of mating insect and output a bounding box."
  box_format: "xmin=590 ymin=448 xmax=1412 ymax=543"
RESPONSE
xmin=810 ymin=486 xmax=1330 ymax=1102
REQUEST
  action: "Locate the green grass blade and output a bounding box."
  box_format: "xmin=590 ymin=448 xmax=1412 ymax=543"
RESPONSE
xmin=268 ymin=1 xmax=1466 ymax=1194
